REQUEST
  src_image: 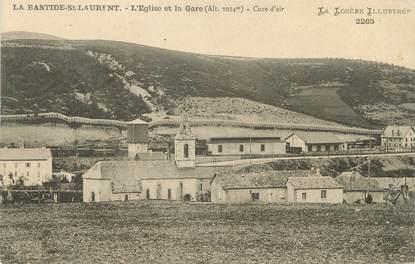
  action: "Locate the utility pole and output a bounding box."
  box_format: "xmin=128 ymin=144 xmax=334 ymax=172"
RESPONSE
xmin=367 ymin=131 xmax=372 ymax=200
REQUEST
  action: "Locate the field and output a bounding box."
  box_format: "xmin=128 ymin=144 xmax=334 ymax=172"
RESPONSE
xmin=1 ymin=202 xmax=414 ymax=264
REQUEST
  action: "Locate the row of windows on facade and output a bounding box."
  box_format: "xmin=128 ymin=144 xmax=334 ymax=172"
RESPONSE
xmin=307 ymin=144 xmax=342 ymax=152
xmin=217 ymin=144 xmax=266 ymax=153
xmin=1 ymin=171 xmax=41 ymax=178
xmin=250 ymin=190 xmax=327 ymax=200
xmin=1 ymin=162 xmax=42 ymax=169
xmin=387 ymin=142 xmax=415 ymax=147
xmin=145 ymin=183 xmax=203 ymax=199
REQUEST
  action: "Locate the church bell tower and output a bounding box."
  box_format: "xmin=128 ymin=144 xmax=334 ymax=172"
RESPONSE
xmin=175 ymin=116 xmax=196 ymax=168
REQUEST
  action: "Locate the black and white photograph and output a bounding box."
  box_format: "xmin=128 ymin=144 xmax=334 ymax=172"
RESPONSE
xmin=1 ymin=0 xmax=415 ymax=263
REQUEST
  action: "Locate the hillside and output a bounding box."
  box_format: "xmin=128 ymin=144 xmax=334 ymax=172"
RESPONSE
xmin=1 ymin=31 xmax=64 ymax=41
xmin=1 ymin=33 xmax=415 ymax=126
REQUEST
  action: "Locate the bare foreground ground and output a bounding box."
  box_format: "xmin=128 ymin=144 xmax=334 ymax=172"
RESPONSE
xmin=0 ymin=202 xmax=414 ymax=264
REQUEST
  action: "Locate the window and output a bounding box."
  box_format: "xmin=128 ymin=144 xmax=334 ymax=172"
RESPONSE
xmin=199 ymin=183 xmax=203 ymax=190
xmin=146 ymin=189 xmax=150 ymax=199
xmin=218 ymin=145 xmax=223 ymax=153
xmin=38 ymin=162 xmax=40 ymax=168
xmin=124 ymin=195 xmax=128 ymax=201
xmin=184 ymin=144 xmax=189 ymax=158
xmin=167 ymin=189 xmax=171 ymax=199
xmin=91 ymin=192 xmax=95 ymax=202
xmin=26 ymin=163 xmax=30 ymax=168
xmin=302 ymin=192 xmax=307 ymax=200
xmin=308 ymin=145 xmax=313 ymax=152
xmin=260 ymin=144 xmax=265 ymax=152
xmin=251 ymin=192 xmax=260 ymax=200
xmin=321 ymin=190 xmax=327 ymax=199
xmin=239 ymin=145 xmax=244 ymax=152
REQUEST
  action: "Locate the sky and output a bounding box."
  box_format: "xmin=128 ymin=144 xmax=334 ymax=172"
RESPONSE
xmin=1 ymin=0 xmax=415 ymax=69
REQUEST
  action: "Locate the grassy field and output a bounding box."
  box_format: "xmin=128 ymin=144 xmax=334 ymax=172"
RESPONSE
xmin=0 ymin=202 xmax=414 ymax=264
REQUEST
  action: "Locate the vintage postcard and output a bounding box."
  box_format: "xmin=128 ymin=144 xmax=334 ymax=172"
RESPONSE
xmin=1 ymin=0 xmax=414 ymax=263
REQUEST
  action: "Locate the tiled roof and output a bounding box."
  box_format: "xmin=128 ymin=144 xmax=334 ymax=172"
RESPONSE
xmin=214 ymin=170 xmax=315 ymax=190
xmin=382 ymin=126 xmax=413 ymax=138
xmin=127 ymin=118 xmax=148 ymax=125
xmin=335 ymin=171 xmax=383 ymax=191
xmin=208 ymin=136 xmax=283 ymax=143
xmin=286 ymin=132 xmax=346 ymax=144
xmin=0 ymin=148 xmax=52 ymax=161
xmin=287 ymin=176 xmax=343 ymax=189
xmin=83 ymin=160 xmax=224 ymax=193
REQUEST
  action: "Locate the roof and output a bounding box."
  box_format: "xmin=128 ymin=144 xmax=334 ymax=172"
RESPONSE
xmin=285 ymin=132 xmax=345 ymax=144
xmin=335 ymin=171 xmax=383 ymax=191
xmin=136 ymin=152 xmax=168 ymax=161
xmin=382 ymin=126 xmax=414 ymax=138
xmin=370 ymin=177 xmax=415 ymax=190
xmin=213 ymin=170 xmax=316 ymax=190
xmin=286 ymin=176 xmax=343 ymax=189
xmin=83 ymin=160 xmax=222 ymax=193
xmin=175 ymin=118 xmax=195 ymax=140
xmin=208 ymin=136 xmax=283 ymax=143
xmin=127 ymin=118 xmax=148 ymax=125
xmin=0 ymin=148 xmax=52 ymax=161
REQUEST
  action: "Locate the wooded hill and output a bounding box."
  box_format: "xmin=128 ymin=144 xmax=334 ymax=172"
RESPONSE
xmin=2 ymin=33 xmax=414 ymax=127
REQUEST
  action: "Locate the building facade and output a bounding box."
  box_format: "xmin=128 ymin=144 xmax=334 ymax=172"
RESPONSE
xmin=285 ymin=132 xmax=348 ymax=153
xmin=211 ymin=169 xmax=343 ymax=204
xmin=207 ymin=137 xmax=286 ymax=156
xmin=285 ymin=177 xmax=343 ymax=204
xmin=0 ymin=148 xmax=52 ymax=187
xmin=141 ymin=177 xmax=212 ymax=202
xmin=381 ymin=125 xmax=415 ymax=150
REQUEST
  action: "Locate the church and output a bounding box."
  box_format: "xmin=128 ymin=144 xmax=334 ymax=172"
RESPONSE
xmin=82 ymin=118 xmax=224 ymax=203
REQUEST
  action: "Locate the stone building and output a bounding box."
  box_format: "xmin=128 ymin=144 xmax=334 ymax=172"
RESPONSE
xmin=0 ymin=147 xmax=52 ymax=187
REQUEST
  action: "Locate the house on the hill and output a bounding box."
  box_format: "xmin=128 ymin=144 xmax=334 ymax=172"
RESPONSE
xmin=285 ymin=132 xmax=348 ymax=153
xmin=207 ymin=136 xmax=286 ymax=156
xmin=334 ymin=171 xmax=385 ymax=203
xmin=210 ymin=169 xmax=343 ymax=204
xmin=381 ymin=125 xmax=415 ymax=150
xmin=0 ymin=147 xmax=52 ymax=186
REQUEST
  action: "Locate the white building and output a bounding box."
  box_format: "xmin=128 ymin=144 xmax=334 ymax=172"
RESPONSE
xmin=211 ymin=169 xmax=343 ymax=204
xmin=82 ymin=160 xmax=218 ymax=202
xmin=381 ymin=125 xmax=415 ymax=150
xmin=207 ymin=136 xmax=286 ymax=156
xmin=0 ymin=148 xmax=52 ymax=186
xmin=285 ymin=132 xmax=348 ymax=153
xmin=286 ymin=176 xmax=343 ymax=204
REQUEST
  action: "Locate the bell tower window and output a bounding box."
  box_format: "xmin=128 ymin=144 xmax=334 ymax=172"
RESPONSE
xmin=184 ymin=144 xmax=189 ymax=158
